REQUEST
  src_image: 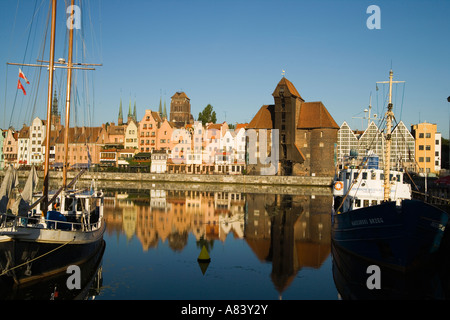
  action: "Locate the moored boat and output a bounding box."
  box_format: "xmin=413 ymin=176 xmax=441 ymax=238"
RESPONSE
xmin=0 ymin=0 xmax=104 ymax=285
xmin=331 ymin=70 xmax=449 ymax=272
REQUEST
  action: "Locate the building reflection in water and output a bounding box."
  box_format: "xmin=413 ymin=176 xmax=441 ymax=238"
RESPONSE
xmin=103 ymin=188 xmax=331 ymax=295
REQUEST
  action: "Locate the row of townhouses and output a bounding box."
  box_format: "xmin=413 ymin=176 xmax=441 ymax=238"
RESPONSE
xmin=0 ymin=116 xmax=249 ymax=174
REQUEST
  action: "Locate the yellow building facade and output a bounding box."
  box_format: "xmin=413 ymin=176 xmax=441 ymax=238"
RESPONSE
xmin=411 ymin=122 xmax=441 ymax=174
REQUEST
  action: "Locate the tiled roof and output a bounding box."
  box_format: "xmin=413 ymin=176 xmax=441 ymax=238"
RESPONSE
xmin=247 ymin=105 xmax=275 ymax=129
xmin=18 ymin=126 xmax=30 ymax=138
xmin=55 ymin=127 xmax=103 ymax=144
xmin=297 ymin=102 xmax=339 ymax=129
xmin=235 ymin=123 xmax=248 ymax=131
xmin=273 ymin=77 xmax=303 ymax=100
xmin=151 ymin=111 xmax=162 ymax=123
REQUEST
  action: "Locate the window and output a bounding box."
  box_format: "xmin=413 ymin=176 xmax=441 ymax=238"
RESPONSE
xmin=436 ymin=140 xmax=440 ymax=145
xmin=419 ymin=145 xmax=424 ymax=150
xmin=426 ymin=133 xmax=431 ymax=138
xmin=426 ymin=145 xmax=431 ymax=151
xmin=419 ymin=157 xmax=424 ymax=162
xmin=426 ymin=157 xmax=430 ymax=162
xmin=419 ymin=133 xmax=424 ymax=138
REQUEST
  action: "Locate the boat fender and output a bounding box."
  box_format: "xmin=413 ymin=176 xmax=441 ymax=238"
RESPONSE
xmin=334 ymin=181 xmax=343 ymax=191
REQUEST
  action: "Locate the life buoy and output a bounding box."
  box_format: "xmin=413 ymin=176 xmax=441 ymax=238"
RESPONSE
xmin=334 ymin=181 xmax=343 ymax=191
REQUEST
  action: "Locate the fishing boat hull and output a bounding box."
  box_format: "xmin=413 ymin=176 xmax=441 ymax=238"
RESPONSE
xmin=331 ymin=199 xmax=449 ymax=271
xmin=0 ymin=223 xmax=105 ymax=285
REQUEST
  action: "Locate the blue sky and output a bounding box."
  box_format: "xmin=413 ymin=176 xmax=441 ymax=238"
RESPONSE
xmin=1 ymin=0 xmax=449 ymax=138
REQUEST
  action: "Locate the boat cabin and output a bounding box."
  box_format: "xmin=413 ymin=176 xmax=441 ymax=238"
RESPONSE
xmin=333 ymin=167 xmax=412 ymax=213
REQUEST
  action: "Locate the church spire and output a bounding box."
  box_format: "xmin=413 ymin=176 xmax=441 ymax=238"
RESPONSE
xmin=163 ymin=99 xmax=167 ymax=119
xmin=158 ymin=96 xmax=162 ymax=117
xmin=51 ymin=90 xmax=61 ymax=128
xmin=118 ymin=98 xmax=123 ymax=125
xmin=127 ymin=98 xmax=132 ymax=122
xmin=52 ymin=90 xmax=59 ymax=116
xmin=133 ymin=100 xmax=137 ymax=121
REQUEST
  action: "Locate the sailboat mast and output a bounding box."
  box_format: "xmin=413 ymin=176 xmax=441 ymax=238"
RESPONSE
xmin=43 ymin=0 xmax=57 ymax=216
xmin=376 ymin=69 xmax=405 ymax=202
xmin=383 ymin=70 xmax=394 ymax=201
xmin=63 ymin=0 xmax=75 ymax=189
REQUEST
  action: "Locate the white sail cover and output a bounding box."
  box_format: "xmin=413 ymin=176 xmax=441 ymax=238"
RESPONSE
xmin=11 ymin=166 xmax=39 ymax=216
xmin=0 ymin=166 xmax=19 ymax=213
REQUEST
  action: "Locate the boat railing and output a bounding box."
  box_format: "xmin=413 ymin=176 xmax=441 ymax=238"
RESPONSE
xmin=0 ymin=212 xmax=102 ymax=233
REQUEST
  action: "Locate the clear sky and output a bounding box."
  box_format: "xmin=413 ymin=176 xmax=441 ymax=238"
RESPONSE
xmin=1 ymin=0 xmax=449 ymax=138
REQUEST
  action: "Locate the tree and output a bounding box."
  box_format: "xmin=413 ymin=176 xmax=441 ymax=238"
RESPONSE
xmin=198 ymin=104 xmax=217 ymax=125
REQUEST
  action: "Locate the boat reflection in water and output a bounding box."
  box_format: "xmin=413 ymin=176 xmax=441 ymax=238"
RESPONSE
xmin=332 ymin=234 xmax=450 ymax=299
xmin=0 ymin=240 xmax=105 ymax=300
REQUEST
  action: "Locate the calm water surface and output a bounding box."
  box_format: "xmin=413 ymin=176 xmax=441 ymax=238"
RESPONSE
xmin=96 ymin=188 xmax=339 ymax=300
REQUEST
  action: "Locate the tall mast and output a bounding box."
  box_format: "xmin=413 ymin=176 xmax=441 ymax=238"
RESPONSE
xmin=43 ymin=0 xmax=57 ymax=216
xmin=63 ymin=0 xmax=75 ymax=188
xmin=377 ymin=70 xmax=405 ymax=201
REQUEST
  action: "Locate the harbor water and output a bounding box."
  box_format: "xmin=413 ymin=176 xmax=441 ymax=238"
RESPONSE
xmin=98 ymin=187 xmax=338 ymax=300
xmin=3 ymin=185 xmax=450 ymax=301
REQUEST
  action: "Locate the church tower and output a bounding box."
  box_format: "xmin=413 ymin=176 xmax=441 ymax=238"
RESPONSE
xmin=170 ymin=91 xmax=194 ymax=128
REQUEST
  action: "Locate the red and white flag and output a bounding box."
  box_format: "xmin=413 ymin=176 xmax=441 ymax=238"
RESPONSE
xmin=17 ymin=79 xmax=26 ymax=95
xmin=19 ymin=68 xmax=30 ymax=84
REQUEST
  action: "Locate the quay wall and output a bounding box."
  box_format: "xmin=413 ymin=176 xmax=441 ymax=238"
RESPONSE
xmin=8 ymin=171 xmax=334 ymax=195
xmin=50 ymin=171 xmax=333 ymax=187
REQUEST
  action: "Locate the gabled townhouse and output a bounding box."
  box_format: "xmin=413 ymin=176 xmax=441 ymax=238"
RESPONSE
xmin=105 ymin=123 xmax=125 ymax=146
xmin=187 ymin=121 xmax=203 ymax=166
xmin=29 ymin=117 xmax=46 ymax=166
xmin=234 ymin=123 xmax=248 ymax=164
xmin=17 ymin=125 xmax=30 ymax=166
xmin=171 ymin=127 xmax=191 ymax=164
xmin=156 ymin=118 xmax=174 ymax=153
xmin=3 ymin=128 xmax=18 ymax=167
xmin=139 ymin=110 xmax=162 ymax=153
xmin=124 ymin=119 xmax=139 ymax=150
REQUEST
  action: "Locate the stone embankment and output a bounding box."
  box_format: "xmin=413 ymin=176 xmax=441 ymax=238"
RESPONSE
xmin=7 ymin=170 xmax=334 ymax=195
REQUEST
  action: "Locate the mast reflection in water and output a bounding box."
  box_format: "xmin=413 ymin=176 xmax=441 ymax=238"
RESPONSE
xmin=99 ymin=187 xmax=337 ymax=300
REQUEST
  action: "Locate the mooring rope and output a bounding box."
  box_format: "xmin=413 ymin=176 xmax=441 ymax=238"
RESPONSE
xmin=0 ymin=236 xmax=76 ymax=277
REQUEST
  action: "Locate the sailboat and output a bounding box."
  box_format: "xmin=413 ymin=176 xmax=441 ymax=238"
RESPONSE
xmin=0 ymin=0 xmax=105 ymax=285
xmin=331 ymin=69 xmax=449 ymax=272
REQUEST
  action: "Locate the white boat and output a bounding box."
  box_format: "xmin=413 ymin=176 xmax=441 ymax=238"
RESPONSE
xmin=0 ymin=0 xmax=105 ymax=285
xmin=332 ymin=153 xmax=411 ymax=213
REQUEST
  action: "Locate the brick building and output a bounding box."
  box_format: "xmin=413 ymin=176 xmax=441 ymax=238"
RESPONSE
xmin=170 ymin=92 xmax=194 ymax=128
xmin=247 ymin=77 xmax=339 ymax=176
